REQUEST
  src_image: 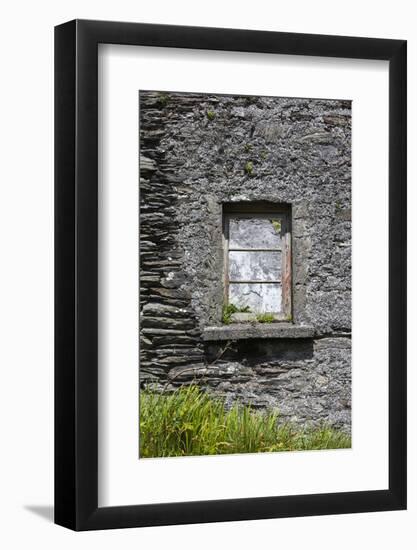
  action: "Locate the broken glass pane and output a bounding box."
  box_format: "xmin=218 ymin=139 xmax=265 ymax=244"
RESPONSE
xmin=229 ymin=251 xmax=281 ymax=281
xmin=229 ymin=217 xmax=282 ymax=249
xmin=229 ymin=283 xmax=282 ymax=313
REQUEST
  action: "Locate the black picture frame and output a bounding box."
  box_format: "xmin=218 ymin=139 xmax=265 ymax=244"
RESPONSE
xmin=55 ymin=19 xmax=407 ymax=531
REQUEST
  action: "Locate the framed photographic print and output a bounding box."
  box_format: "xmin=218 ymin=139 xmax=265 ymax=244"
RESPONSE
xmin=55 ymin=20 xmax=406 ymax=530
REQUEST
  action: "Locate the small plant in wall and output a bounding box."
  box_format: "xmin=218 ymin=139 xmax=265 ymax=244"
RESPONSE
xmin=157 ymin=92 xmax=170 ymax=107
xmin=222 ymin=303 xmax=251 ymax=324
xmin=206 ymin=110 xmax=216 ymax=121
xmin=255 ymin=313 xmax=276 ymax=323
xmin=244 ymin=161 xmax=254 ymax=176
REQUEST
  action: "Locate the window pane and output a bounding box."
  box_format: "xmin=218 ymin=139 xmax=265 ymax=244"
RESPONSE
xmin=229 ymin=283 xmax=282 ymax=313
xmin=229 ymin=217 xmax=282 ymax=249
xmin=229 ymin=251 xmax=281 ymax=281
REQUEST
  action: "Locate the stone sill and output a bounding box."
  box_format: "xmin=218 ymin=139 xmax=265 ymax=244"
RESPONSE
xmin=203 ymin=323 xmax=315 ymax=341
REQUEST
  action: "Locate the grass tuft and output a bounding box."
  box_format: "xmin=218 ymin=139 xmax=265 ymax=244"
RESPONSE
xmin=222 ymin=303 xmax=251 ymax=324
xmin=139 ymin=386 xmax=351 ymax=458
xmin=256 ymin=313 xmax=276 ymax=323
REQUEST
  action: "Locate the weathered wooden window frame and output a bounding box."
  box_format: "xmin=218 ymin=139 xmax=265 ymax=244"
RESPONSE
xmin=222 ymin=203 xmax=292 ymax=322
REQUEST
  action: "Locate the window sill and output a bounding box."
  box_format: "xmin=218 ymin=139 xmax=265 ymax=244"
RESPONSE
xmin=203 ymin=323 xmax=315 ymax=341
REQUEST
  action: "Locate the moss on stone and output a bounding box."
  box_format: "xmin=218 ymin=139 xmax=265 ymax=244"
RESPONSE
xmin=271 ymin=219 xmax=281 ymax=233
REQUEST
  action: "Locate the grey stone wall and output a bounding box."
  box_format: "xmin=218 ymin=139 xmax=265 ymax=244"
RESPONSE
xmin=139 ymin=91 xmax=351 ymax=431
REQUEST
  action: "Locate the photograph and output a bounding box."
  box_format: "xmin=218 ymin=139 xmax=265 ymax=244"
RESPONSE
xmin=139 ymin=90 xmax=352 ymax=458
xmin=0 ymin=0 xmax=411 ymax=543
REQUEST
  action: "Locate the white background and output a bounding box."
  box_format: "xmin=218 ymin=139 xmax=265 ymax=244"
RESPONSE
xmin=99 ymin=45 xmax=389 ymax=506
xmin=0 ymin=1 xmax=415 ymax=548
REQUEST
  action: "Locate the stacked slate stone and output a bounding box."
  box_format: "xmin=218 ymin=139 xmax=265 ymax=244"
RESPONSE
xmin=139 ymin=93 xmax=204 ymax=389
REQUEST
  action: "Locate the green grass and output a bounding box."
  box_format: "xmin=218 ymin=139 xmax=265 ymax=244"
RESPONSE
xmin=139 ymin=386 xmax=351 ymax=458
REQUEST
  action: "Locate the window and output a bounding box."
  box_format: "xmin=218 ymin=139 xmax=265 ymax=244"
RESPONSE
xmin=223 ymin=204 xmax=291 ymax=322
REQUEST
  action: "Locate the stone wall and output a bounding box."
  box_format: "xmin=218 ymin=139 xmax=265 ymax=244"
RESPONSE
xmin=139 ymin=91 xmax=352 ymax=431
